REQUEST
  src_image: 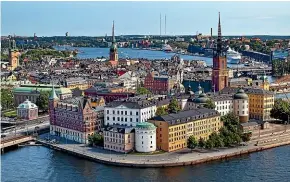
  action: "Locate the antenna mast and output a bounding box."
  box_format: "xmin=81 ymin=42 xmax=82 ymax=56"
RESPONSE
xmin=160 ymin=13 xmax=162 ymax=36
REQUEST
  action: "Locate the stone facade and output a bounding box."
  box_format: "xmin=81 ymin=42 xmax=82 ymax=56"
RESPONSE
xmin=17 ymin=99 xmax=38 ymax=120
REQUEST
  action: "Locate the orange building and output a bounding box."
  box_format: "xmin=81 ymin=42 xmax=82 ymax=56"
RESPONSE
xmin=8 ymin=39 xmax=20 ymax=71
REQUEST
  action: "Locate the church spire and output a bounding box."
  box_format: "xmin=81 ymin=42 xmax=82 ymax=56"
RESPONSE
xmin=49 ymin=75 xmax=59 ymax=100
xmin=112 ymin=21 xmax=115 ymax=43
xmin=217 ymin=12 xmax=222 ymax=54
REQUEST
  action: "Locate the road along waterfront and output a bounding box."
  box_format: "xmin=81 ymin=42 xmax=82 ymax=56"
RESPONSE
xmin=35 ymin=131 xmax=290 ymax=168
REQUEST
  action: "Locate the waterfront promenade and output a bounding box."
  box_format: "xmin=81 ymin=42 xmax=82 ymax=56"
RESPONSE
xmin=37 ymin=131 xmax=290 ymax=168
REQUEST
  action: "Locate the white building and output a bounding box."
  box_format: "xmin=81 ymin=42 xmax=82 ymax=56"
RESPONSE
xmin=135 ymin=122 xmax=156 ymax=152
xmin=104 ymin=100 xmax=157 ymax=127
xmin=17 ymin=99 xmax=38 ymax=120
xmin=233 ymin=89 xmax=249 ymax=122
xmin=213 ymin=95 xmax=234 ymax=116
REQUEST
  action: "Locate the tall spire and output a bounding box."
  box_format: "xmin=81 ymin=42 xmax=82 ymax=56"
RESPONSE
xmin=217 ymin=12 xmax=222 ymax=54
xmin=112 ymin=21 xmax=115 ymax=43
xmin=49 ymin=73 xmax=59 ymax=100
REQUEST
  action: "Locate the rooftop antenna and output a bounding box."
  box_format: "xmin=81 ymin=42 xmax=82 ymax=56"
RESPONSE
xmin=165 ymin=14 xmax=166 ymax=35
xmin=160 ymin=13 xmax=162 ymax=36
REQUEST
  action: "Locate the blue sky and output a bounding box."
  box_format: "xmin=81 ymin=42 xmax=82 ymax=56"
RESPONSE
xmin=2 ymin=1 xmax=290 ymax=36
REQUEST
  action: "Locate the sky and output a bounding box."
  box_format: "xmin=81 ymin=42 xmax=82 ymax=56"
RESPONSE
xmin=1 ymin=1 xmax=290 ymax=36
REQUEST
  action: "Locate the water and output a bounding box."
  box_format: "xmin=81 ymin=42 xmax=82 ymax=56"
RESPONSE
xmin=1 ymin=145 xmax=290 ymax=182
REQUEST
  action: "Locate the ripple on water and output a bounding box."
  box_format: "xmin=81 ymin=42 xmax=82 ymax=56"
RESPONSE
xmin=2 ymin=145 xmax=290 ymax=182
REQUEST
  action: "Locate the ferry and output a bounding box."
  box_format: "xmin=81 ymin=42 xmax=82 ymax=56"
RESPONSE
xmin=227 ymin=47 xmax=241 ymax=64
xmin=162 ymin=44 xmax=173 ymax=52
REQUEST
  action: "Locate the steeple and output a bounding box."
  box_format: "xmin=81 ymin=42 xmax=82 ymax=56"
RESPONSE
xmin=112 ymin=21 xmax=115 ymax=43
xmin=49 ymin=76 xmax=59 ymax=100
xmin=217 ymin=12 xmax=222 ymax=54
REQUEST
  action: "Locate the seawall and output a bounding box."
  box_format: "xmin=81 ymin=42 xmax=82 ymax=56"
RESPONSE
xmin=37 ymin=139 xmax=290 ymax=168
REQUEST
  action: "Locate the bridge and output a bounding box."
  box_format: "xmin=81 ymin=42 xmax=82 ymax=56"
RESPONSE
xmin=241 ymin=50 xmax=271 ymax=63
xmin=232 ymin=67 xmax=272 ymax=75
xmin=1 ymin=135 xmax=34 ymax=152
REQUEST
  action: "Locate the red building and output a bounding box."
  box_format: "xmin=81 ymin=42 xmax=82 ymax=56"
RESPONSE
xmin=49 ymin=87 xmax=99 ymax=144
xmin=212 ymin=13 xmax=229 ymax=92
xmin=144 ymin=72 xmax=171 ymax=94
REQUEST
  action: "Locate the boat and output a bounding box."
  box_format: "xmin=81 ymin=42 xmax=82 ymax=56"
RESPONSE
xmin=162 ymin=44 xmax=173 ymax=52
xmin=227 ymin=47 xmax=241 ymax=64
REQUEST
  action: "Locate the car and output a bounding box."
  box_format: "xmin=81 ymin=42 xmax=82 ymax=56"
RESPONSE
xmin=1 ymin=134 xmax=6 ymax=138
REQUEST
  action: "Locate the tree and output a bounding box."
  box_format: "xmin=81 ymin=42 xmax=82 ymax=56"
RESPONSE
xmin=187 ymin=136 xmax=198 ymax=150
xmin=204 ymin=99 xmax=216 ymax=109
xmin=270 ymin=99 xmax=290 ymax=122
xmin=209 ymin=132 xmax=224 ymax=148
xmin=88 ymin=133 xmax=104 ymax=147
xmin=1 ymin=89 xmax=14 ymax=110
xmin=156 ymin=107 xmax=168 ymax=116
xmin=221 ymin=112 xmax=240 ymax=127
xmin=36 ymin=90 xmax=50 ymax=112
xmin=168 ymin=97 xmax=181 ymax=113
xmin=136 ymin=87 xmax=151 ymax=95
xmin=205 ymin=138 xmax=215 ymax=149
xmin=241 ymin=132 xmax=252 ymax=142
xmin=198 ymin=137 xmax=206 ymax=148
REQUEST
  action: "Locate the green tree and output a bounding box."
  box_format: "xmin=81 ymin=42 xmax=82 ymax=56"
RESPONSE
xmin=88 ymin=133 xmax=104 ymax=147
xmin=1 ymin=89 xmax=14 ymax=110
xmin=36 ymin=90 xmax=50 ymax=112
xmin=204 ymin=99 xmax=216 ymax=109
xmin=209 ymin=132 xmax=224 ymax=148
xmin=198 ymin=137 xmax=206 ymax=148
xmin=168 ymin=97 xmax=181 ymax=113
xmin=270 ymin=99 xmax=290 ymax=122
xmin=241 ymin=132 xmax=252 ymax=142
xmin=187 ymin=136 xmax=198 ymax=150
xmin=156 ymin=107 xmax=168 ymax=116
xmin=205 ymin=138 xmax=215 ymax=149
xmin=221 ymin=112 xmax=240 ymax=127
xmin=136 ymin=87 xmax=151 ymax=95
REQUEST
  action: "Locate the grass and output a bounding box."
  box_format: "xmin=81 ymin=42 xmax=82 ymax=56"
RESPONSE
xmin=129 ymin=150 xmax=166 ymax=155
xmin=3 ymin=110 xmax=17 ymax=117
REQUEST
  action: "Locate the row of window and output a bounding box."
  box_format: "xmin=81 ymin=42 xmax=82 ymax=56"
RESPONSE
xmin=169 ymin=143 xmax=185 ymax=150
xmin=104 ymin=144 xmax=125 ymax=151
xmin=107 ymin=116 xmax=138 ymax=122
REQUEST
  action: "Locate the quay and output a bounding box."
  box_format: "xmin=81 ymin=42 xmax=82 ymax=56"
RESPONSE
xmin=36 ymin=133 xmax=290 ymax=168
xmin=1 ymin=135 xmax=34 ymax=153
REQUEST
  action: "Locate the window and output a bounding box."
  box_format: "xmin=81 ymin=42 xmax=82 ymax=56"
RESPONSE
xmin=125 ymin=118 xmax=127 ymax=122
xmin=130 ymin=118 xmax=132 ymax=122
xmin=136 ymin=118 xmax=139 ymax=122
xmin=107 ymin=117 xmax=109 ymax=120
xmin=130 ymin=111 xmax=132 ymax=115
xmin=107 ymin=110 xmax=109 ymax=114
xmin=117 ymin=117 xmax=120 ymax=121
xmin=136 ymin=112 xmax=139 ymax=115
xmin=113 ymin=117 xmax=115 ymax=121
xmin=113 ymin=110 xmax=115 ymax=114
xmin=125 ymin=111 xmax=127 ymax=115
xmin=121 ymin=111 xmax=123 ymax=115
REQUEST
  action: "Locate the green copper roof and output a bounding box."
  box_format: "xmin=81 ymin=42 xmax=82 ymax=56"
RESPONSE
xmin=13 ymin=84 xmax=72 ymax=95
xmin=49 ymin=87 xmax=59 ymax=100
xmin=136 ymin=122 xmax=156 ymax=130
xmin=233 ymin=89 xmax=248 ymax=100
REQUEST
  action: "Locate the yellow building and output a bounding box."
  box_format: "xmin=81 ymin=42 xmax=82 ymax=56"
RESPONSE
xmin=247 ymin=88 xmax=274 ymax=121
xmin=149 ymin=108 xmax=221 ymax=152
xmin=8 ymin=39 xmax=20 ymax=71
xmin=90 ymin=97 xmax=106 ymax=108
xmin=251 ymin=76 xmax=270 ymax=91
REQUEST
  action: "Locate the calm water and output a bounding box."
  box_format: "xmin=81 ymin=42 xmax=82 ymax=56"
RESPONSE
xmin=1 ymin=145 xmax=290 ymax=182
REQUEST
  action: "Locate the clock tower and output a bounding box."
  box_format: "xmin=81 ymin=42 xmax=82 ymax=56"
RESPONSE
xmin=212 ymin=12 xmax=229 ymax=92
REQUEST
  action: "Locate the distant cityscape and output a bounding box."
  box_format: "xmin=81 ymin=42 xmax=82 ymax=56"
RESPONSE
xmin=1 ymin=8 xmax=290 ymax=182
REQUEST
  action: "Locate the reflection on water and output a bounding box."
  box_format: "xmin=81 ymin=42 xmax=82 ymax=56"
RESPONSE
xmin=1 ymin=146 xmax=290 ymax=182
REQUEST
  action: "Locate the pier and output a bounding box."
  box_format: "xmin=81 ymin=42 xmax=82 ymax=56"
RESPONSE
xmin=1 ymin=135 xmax=34 ymax=153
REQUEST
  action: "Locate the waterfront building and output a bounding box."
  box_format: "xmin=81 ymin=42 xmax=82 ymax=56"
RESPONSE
xmin=49 ymin=87 xmax=99 ymax=144
xmin=94 ymin=106 xmax=105 ymax=131
xmin=221 ymin=87 xmax=274 ymax=121
xmin=212 ymin=94 xmax=233 ymax=116
xmin=103 ymin=125 xmax=135 ymax=153
xmin=144 ymin=72 xmax=175 ymax=95
xmin=233 ymin=89 xmax=249 ymax=123
xmin=63 ymin=77 xmax=89 ymax=90
xmin=13 ymin=84 xmax=72 ymax=106
xmin=149 ymin=108 xmax=221 ymax=152
xmin=108 ymin=21 xmax=118 ymax=67
xmin=17 ymin=99 xmax=38 ymax=120
xmin=212 ymin=13 xmax=229 ymax=92
xmin=104 ymin=99 xmax=157 ymax=127
xmin=135 ymin=122 xmax=157 ymax=153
